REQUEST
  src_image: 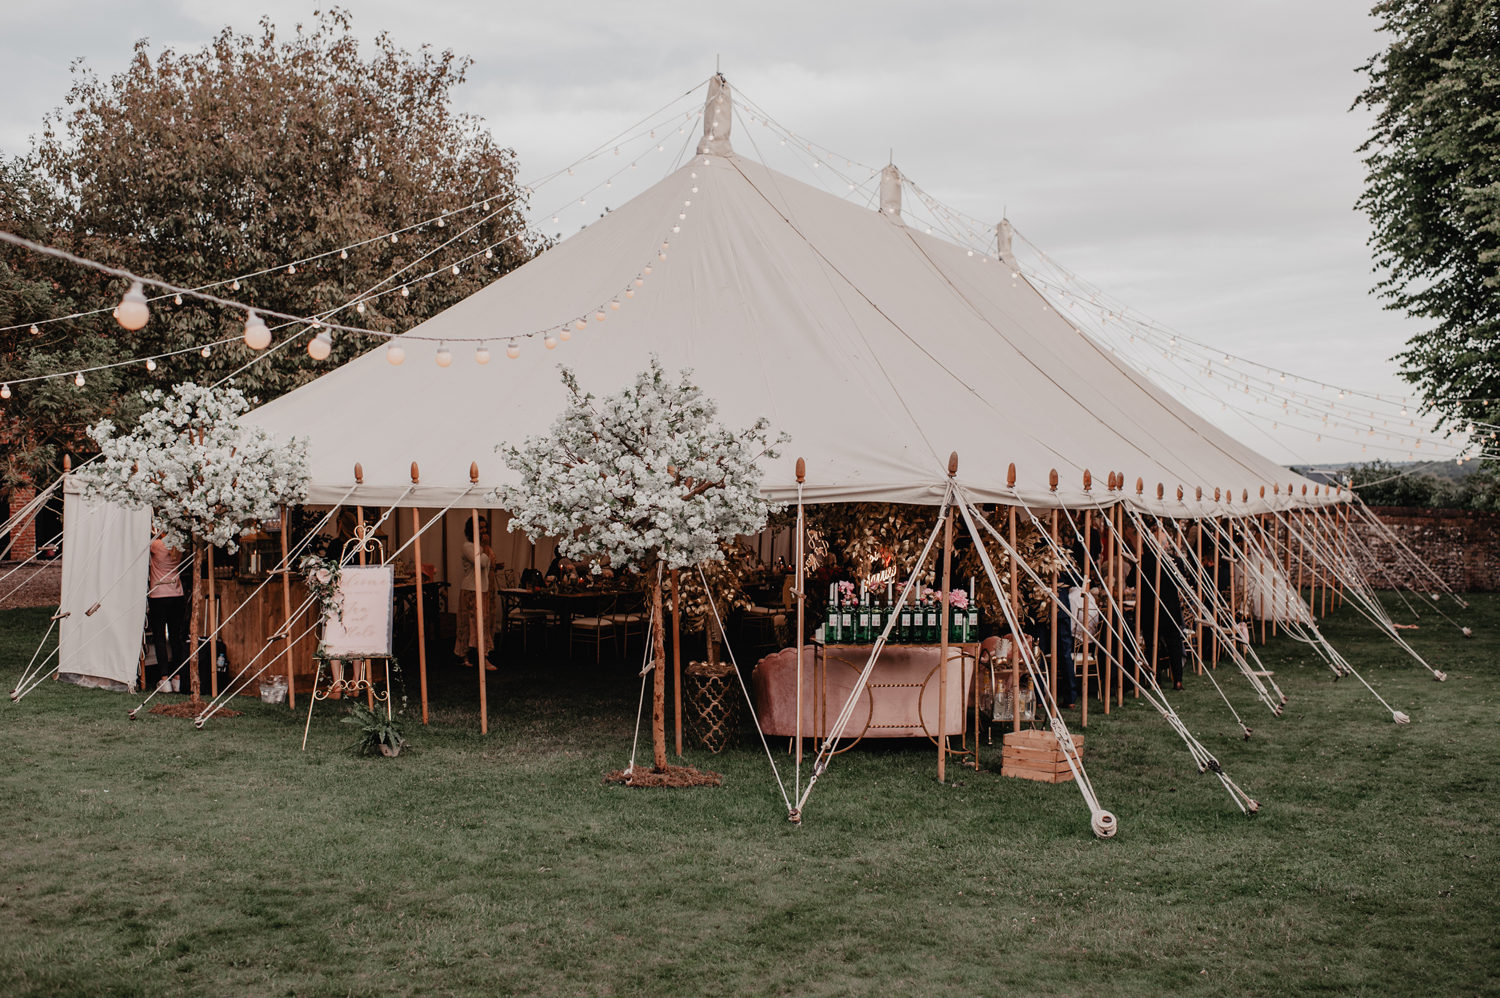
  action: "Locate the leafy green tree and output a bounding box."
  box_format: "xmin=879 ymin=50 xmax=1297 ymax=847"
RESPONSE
xmin=2 ymin=9 xmax=543 ymax=485
xmin=1354 ymin=1 xmax=1500 ymax=432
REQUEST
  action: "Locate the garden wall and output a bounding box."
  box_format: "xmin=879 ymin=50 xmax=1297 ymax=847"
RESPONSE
xmin=1354 ymin=506 xmax=1500 ymax=593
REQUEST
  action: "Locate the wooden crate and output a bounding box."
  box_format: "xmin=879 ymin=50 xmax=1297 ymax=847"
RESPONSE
xmin=1000 ymin=728 xmax=1084 ymax=784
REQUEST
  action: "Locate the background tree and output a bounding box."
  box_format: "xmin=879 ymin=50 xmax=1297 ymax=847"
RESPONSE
xmin=497 ymin=359 xmax=785 ymax=773
xmin=1354 ymin=0 xmax=1500 ymax=432
xmin=1 ymin=8 xmax=543 ymax=486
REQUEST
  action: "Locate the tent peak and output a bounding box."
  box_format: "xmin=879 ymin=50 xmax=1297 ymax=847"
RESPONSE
xmin=880 ymin=163 xmax=903 ymax=221
xmin=996 ymin=218 xmax=1016 ymax=266
xmin=696 ymin=73 xmax=733 ymax=157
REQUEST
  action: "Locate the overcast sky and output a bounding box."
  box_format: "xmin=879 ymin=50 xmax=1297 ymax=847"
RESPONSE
xmin=1 ymin=1 xmax=1429 ymax=465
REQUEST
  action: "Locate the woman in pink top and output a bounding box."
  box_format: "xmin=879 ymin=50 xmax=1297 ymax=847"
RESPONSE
xmin=147 ymin=533 xmax=188 ymax=689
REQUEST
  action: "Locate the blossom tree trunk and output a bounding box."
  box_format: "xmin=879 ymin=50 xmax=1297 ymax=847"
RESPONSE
xmin=186 ymin=540 xmax=202 ymax=702
xmin=651 ymin=570 xmax=668 ymax=771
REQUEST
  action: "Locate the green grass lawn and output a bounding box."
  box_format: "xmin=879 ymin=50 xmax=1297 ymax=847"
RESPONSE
xmin=1 ymin=593 xmax=1497 ymax=997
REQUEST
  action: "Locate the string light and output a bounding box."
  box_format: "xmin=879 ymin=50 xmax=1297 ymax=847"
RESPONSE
xmin=242 ymin=311 xmax=271 ymax=350
xmin=230 ymin=279 xmax=240 ymax=291
xmin=307 ymin=331 xmax=333 ymax=361
xmin=506 ymin=339 xmax=521 ymax=359
xmin=484 ymin=248 xmax=493 ymax=260
xmin=401 ymin=285 xmax=410 ymax=297
xmin=29 ymin=325 xmax=38 ymax=336
xmin=544 ymin=333 xmax=558 ymax=349
xmin=287 ymin=264 xmax=297 ymax=275
xmin=0 ymin=384 xmax=9 ymax=399
xmin=574 ymin=318 xmax=587 ymax=331
xmin=174 ymin=294 xmax=183 ymax=305
xmin=340 ymin=249 xmax=349 ymax=260
xmin=475 ymin=343 xmax=491 ymax=365
xmin=609 ymin=299 xmax=621 ymax=310
xmin=386 ymin=342 xmax=406 ymax=366
xmin=73 ymin=372 xmax=86 ymax=388
xmin=594 ymin=310 xmax=606 ymax=322
xmin=200 ymin=345 xmax=212 ymax=358
xmin=434 ymin=344 xmax=452 ymax=368
xmin=145 ymin=358 xmax=156 ymax=372
xmin=451 ymin=264 xmax=460 ymax=276
xmin=113 ymin=281 xmax=150 ymax=331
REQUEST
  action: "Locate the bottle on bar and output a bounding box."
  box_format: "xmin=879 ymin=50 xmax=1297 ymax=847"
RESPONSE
xmin=899 ymin=592 xmax=912 ymax=645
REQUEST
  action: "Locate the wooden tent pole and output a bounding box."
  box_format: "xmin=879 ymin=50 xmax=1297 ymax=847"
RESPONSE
xmin=1048 ymin=471 xmax=1060 ymax=707
xmin=1008 ymin=494 xmax=1021 ymax=733
xmin=355 ymin=500 xmax=373 ymax=709
xmin=469 ymin=463 xmax=488 ymax=735
xmin=1132 ymin=480 xmax=1144 ymax=697
xmin=1080 ymin=470 xmax=1093 ymax=728
xmin=279 ymin=505 xmax=296 ymax=709
xmin=207 ymin=544 xmax=217 ymax=699
xmin=410 ymin=464 xmax=429 ymax=725
xmin=1211 ymin=505 xmax=1221 ymax=669
xmin=1114 ymin=499 xmax=1125 ymax=705
xmin=1101 ymin=487 xmax=1113 ymax=714
xmin=1193 ymin=504 xmax=1204 ymax=675
xmin=938 ymin=453 xmax=957 ymax=782
xmin=671 ymin=570 xmax=682 ymax=756
xmin=792 ymin=458 xmax=806 ymax=770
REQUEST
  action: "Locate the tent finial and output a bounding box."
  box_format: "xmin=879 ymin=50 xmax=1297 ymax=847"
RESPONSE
xmin=354 ymin=462 xmax=363 ymax=484
xmin=948 ymin=452 xmax=960 ymax=477
xmin=1082 ymin=469 xmax=1092 ymax=491
xmin=1049 ymin=468 xmax=1058 ymax=492
xmin=996 ymin=219 xmax=1016 ymax=266
xmin=696 ymin=74 xmax=733 ymax=157
xmin=795 ymin=457 xmax=806 ymax=484
xmin=1135 ymin=477 xmax=1144 ymax=496
xmin=469 ymin=462 xmax=479 ymax=484
xmin=411 ymin=461 xmax=420 ymax=484
xmin=1006 ymin=462 xmax=1015 ymax=488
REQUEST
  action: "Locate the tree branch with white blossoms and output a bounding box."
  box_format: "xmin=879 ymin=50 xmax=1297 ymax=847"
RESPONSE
xmin=80 ymin=381 xmax=309 ymax=701
xmin=494 ymin=357 xmax=788 ymax=771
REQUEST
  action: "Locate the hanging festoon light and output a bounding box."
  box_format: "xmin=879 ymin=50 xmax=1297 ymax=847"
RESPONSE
xmin=595 ymin=309 xmax=607 ymax=322
xmin=435 ymin=343 xmax=452 ymax=368
xmin=386 ymin=341 xmax=406 ymax=366
xmin=0 ymin=383 xmax=10 ymax=399
xmin=505 ymin=339 xmax=520 ymax=359
xmin=230 ymin=279 xmax=240 ymax=291
xmin=475 ymin=343 xmax=491 ymax=365
xmin=610 ymin=299 xmax=621 ymax=310
xmin=356 ymin=302 xmax=366 ymax=314
xmin=74 ymin=372 xmax=86 ymax=388
xmin=401 ymin=285 xmax=410 ymax=298
xmin=287 ymin=264 xmax=297 ymax=275
xmin=451 ymin=264 xmax=460 ymax=276
xmin=485 ymin=248 xmax=493 ymax=260
xmin=113 ymin=281 xmax=150 ymax=331
xmin=308 ymin=330 xmax=333 ymax=361
xmin=200 ymin=345 xmax=213 ymax=358
xmin=573 ymin=318 xmax=587 ymax=331
xmin=145 ymin=358 xmax=157 ymax=372
xmin=29 ymin=324 xmax=39 ymax=336
xmin=174 ymin=294 xmax=183 ymax=305
xmin=544 ymin=332 xmax=558 ymax=350
xmin=558 ymin=326 xmax=572 ymax=342
xmin=340 ymin=249 xmax=349 ymax=260
xmin=242 ymin=310 xmax=272 ymax=350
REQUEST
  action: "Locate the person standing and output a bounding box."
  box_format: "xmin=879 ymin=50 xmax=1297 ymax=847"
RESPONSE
xmin=146 ymin=532 xmax=187 ymax=691
xmin=454 ymin=518 xmax=494 ymax=670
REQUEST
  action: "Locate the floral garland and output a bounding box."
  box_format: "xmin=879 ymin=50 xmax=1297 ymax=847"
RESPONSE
xmin=300 ymin=553 xmax=344 ymax=623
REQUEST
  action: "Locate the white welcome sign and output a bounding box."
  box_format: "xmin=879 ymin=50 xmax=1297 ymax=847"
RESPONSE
xmin=321 ymin=565 xmax=395 ymax=658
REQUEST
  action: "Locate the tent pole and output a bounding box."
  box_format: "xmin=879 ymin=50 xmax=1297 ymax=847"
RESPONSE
xmin=1151 ymin=516 xmax=1162 ymax=689
xmin=1132 ymin=480 xmax=1144 ymax=698
xmin=411 ymin=464 xmax=429 ymax=725
xmin=279 ymin=505 xmax=296 ymax=710
xmin=793 ymin=458 xmax=806 ymax=776
xmin=1081 ymin=471 xmax=1093 ymax=728
xmin=1007 ymin=490 xmax=1020 ymax=733
xmin=671 ymin=569 xmax=682 ymax=756
xmin=470 ymin=463 xmax=488 ymax=735
xmin=207 ymin=543 xmax=217 ymax=700
xmin=1210 ymin=513 xmax=1221 ymax=669
xmin=1194 ymin=511 xmax=1204 ymax=675
xmin=938 ymin=453 xmax=957 ymax=782
xmin=1114 ymin=501 xmax=1126 ymax=706
xmin=1048 ymin=489 xmax=1059 ymax=711
xmin=1228 ymin=516 xmax=1238 ymax=654
xmin=1101 ymin=495 xmax=1113 ymax=714
xmin=355 ymin=503 xmax=374 ymax=710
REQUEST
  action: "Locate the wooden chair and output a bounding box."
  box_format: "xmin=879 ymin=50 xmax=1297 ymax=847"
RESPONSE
xmin=569 ymin=600 xmax=618 ymax=665
xmin=610 ymin=592 xmax=647 ymax=657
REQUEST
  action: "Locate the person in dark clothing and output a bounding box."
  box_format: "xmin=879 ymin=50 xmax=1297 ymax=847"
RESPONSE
xmin=1127 ymin=521 xmax=1187 ymax=690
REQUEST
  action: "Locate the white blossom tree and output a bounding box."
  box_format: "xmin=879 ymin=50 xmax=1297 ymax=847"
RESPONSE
xmin=496 ymin=358 xmax=785 ymax=771
xmin=80 ymin=381 xmax=309 ymax=701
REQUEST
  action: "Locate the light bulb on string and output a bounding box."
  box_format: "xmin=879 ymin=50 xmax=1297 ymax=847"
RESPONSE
xmin=625 ymin=289 xmax=635 ymax=299
xmin=74 ymin=372 xmax=85 ymax=388
xmin=643 ymin=265 xmax=653 ymax=275
xmin=544 ymin=333 xmax=558 ymax=350
xmin=401 ymin=285 xmax=410 ymax=297
xmin=340 ymin=249 xmax=348 ymax=260
xmin=574 ymin=318 xmax=587 ymax=331
xmin=145 ymin=358 xmax=157 ymax=372
xmin=475 ymin=343 xmax=491 ymax=365
xmin=243 ymin=311 xmax=271 ymax=350
xmin=174 ymin=294 xmax=182 ymax=305
xmin=386 ymin=342 xmax=406 ymax=366
xmin=559 ymin=326 xmax=572 ymax=342
xmin=356 ymin=302 xmax=366 ymax=314
xmin=230 ymin=279 xmax=240 ymax=291
xmin=391 ymin=234 xmax=399 ymax=244
xmin=113 ymin=281 xmax=150 ymax=331
xmin=307 ymin=331 xmax=333 ymax=361
xmin=200 ymin=345 xmax=212 ymax=358
xmin=434 ymin=344 xmax=452 ymax=368
xmin=436 ymin=218 xmax=446 ymax=228
xmin=485 ymin=248 xmax=493 ymax=260
xmin=610 ymin=300 xmax=621 ymax=310
xmin=634 ymin=277 xmax=644 ymax=287
xmin=505 ymin=339 xmax=520 ymax=359
xmin=451 ymin=265 xmax=460 ymax=276
xmin=287 ymin=264 xmax=297 ymax=275
xmin=595 ymin=310 xmax=606 ymax=322
xmin=0 ymin=384 xmax=9 ymax=399
xmin=29 ymin=324 xmax=39 ymax=336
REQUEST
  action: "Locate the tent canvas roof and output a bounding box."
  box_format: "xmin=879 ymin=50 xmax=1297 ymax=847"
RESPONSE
xmin=245 ymin=105 xmax=1332 ymax=517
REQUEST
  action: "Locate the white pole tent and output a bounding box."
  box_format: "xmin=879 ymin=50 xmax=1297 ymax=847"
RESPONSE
xmin=242 ymin=75 xmax=1340 ymax=517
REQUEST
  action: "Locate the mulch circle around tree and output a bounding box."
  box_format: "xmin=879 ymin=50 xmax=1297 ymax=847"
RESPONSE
xmin=603 ymin=764 xmax=722 ymax=788
xmin=148 ymin=700 xmax=241 ymax=719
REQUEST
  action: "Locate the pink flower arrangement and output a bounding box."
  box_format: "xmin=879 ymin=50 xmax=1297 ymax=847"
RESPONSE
xmin=837 ymin=580 xmax=856 ymax=605
xmin=949 ymin=589 xmax=969 ymax=611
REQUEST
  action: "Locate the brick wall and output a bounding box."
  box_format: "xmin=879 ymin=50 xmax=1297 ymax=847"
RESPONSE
xmin=2 ymin=485 xmax=37 ymax=561
xmin=1352 ymin=506 xmax=1500 ymax=593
